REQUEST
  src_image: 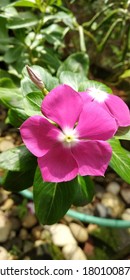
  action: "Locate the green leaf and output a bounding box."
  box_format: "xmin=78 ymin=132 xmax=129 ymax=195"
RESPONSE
xmin=8 ymin=108 xmax=28 ymax=127
xmin=57 ymin=52 xmax=89 ymax=78
xmin=44 ymin=11 xmax=76 ymax=29
xmin=7 ymin=12 xmax=39 ymax=29
xmin=21 ymin=65 xmax=59 ymax=96
xmin=109 ymin=138 xmax=130 ymax=184
xmin=0 ymin=78 xmax=16 ymax=88
xmin=4 ymin=46 xmax=23 ymax=64
xmin=2 ymin=168 xmax=36 ymax=192
xmin=0 ymin=145 xmax=37 ymax=172
xmin=73 ymin=176 xmax=95 ymax=206
xmin=115 ymin=126 xmax=130 ymax=141
xmin=11 ymin=0 xmax=37 ymax=8
xmin=80 ymin=80 xmax=112 ymax=93
xmin=23 ymin=91 xmax=43 ymax=116
xmin=33 ymin=167 xmax=77 ymax=225
xmin=119 ymin=69 xmax=130 ymax=79
xmin=0 ymin=87 xmax=23 ymax=109
xmin=59 ymin=71 xmax=88 ymax=91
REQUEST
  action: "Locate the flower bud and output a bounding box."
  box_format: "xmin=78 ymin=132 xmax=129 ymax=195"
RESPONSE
xmin=26 ymin=65 xmax=48 ymax=95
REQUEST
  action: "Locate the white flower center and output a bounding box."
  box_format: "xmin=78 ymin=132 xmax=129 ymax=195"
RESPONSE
xmin=87 ymin=87 xmax=108 ymax=103
xmin=58 ymin=127 xmax=78 ymax=147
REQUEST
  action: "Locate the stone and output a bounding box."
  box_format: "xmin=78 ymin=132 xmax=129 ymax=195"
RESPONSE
xmin=83 ymin=241 xmax=94 ymax=258
xmin=23 ymin=240 xmax=34 ymax=253
xmin=94 ymin=203 xmax=108 ymax=218
xmin=1 ymin=198 xmax=14 ymax=211
xmin=120 ymin=188 xmax=130 ymax=204
xmin=121 ymin=208 xmax=130 ymax=221
xmin=31 ymin=226 xmax=42 ymax=240
xmin=62 ymin=244 xmax=87 ymax=260
xmin=0 ymin=246 xmax=9 ymax=260
xmin=87 ymin=224 xmax=99 ymax=234
xmin=22 ymin=213 xmax=37 ymax=228
xmin=0 ymin=189 xmax=8 ymax=205
xmin=69 ymin=223 xmax=88 ymax=243
xmin=106 ymin=182 xmax=120 ymax=195
xmin=41 ymin=229 xmax=51 ymax=241
xmin=0 ymin=138 xmax=15 ymax=152
xmin=47 ymin=224 xmax=77 ymax=246
xmin=101 ymin=192 xmax=125 ymax=218
xmin=95 ymin=184 xmax=105 ymax=199
xmin=19 ymin=228 xmax=29 ymax=240
xmin=10 ymin=217 xmax=21 ymax=231
xmin=0 ymin=211 xmax=12 ymax=242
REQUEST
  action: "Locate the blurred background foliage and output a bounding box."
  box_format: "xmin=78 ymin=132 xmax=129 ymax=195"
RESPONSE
xmin=1 ymin=0 xmax=130 ymax=86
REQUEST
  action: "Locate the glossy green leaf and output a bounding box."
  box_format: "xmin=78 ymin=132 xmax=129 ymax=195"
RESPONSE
xmin=7 ymin=12 xmax=39 ymax=29
xmin=109 ymin=138 xmax=130 ymax=183
xmin=73 ymin=176 xmax=95 ymax=206
xmin=0 ymin=87 xmax=23 ymax=109
xmin=4 ymin=46 xmax=23 ymax=64
xmin=57 ymin=52 xmax=89 ymax=78
xmin=33 ymin=167 xmax=77 ymax=225
xmin=44 ymin=10 xmax=76 ymax=29
xmin=115 ymin=126 xmax=130 ymax=141
xmin=80 ymin=80 xmax=112 ymax=93
xmin=59 ymin=71 xmax=88 ymax=91
xmin=2 ymin=167 xmax=36 ymax=192
xmin=8 ymin=108 xmax=28 ymax=127
xmin=11 ymin=0 xmax=37 ymax=8
xmin=0 ymin=145 xmax=37 ymax=172
xmin=0 ymin=78 xmax=16 ymax=88
xmin=23 ymin=91 xmax=43 ymax=116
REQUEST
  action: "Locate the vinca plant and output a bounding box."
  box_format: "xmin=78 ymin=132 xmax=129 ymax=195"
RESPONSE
xmin=1 ymin=0 xmax=130 ymax=226
xmin=0 ymin=52 xmax=130 ymax=225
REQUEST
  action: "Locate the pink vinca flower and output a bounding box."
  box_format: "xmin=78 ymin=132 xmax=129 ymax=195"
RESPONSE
xmin=20 ymin=85 xmax=117 ymax=183
xmin=79 ymin=87 xmax=130 ymax=127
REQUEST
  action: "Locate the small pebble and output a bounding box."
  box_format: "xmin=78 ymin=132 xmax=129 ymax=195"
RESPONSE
xmin=1 ymin=198 xmax=14 ymax=211
xmin=31 ymin=226 xmax=42 ymax=240
xmin=101 ymin=192 xmax=125 ymax=218
xmin=22 ymin=213 xmax=37 ymax=228
xmin=120 ymin=188 xmax=130 ymax=204
xmin=0 ymin=139 xmax=15 ymax=152
xmin=62 ymin=244 xmax=86 ymax=260
xmin=23 ymin=240 xmax=34 ymax=253
xmin=19 ymin=228 xmax=29 ymax=240
xmin=94 ymin=203 xmax=108 ymax=218
xmin=0 ymin=246 xmax=9 ymax=260
xmin=121 ymin=208 xmax=130 ymax=221
xmin=95 ymin=184 xmax=105 ymax=199
xmin=69 ymin=223 xmax=88 ymax=243
xmin=0 ymin=211 xmax=12 ymax=242
xmin=47 ymin=224 xmax=77 ymax=247
xmin=106 ymin=181 xmax=120 ymax=195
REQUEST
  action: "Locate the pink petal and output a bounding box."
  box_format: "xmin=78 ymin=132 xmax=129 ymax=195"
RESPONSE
xmin=79 ymin=91 xmax=92 ymax=103
xmin=105 ymin=95 xmax=130 ymax=127
xmin=38 ymin=144 xmax=78 ymax=182
xmin=20 ymin=115 xmax=60 ymax=157
xmin=75 ymin=102 xmax=117 ymax=140
xmin=41 ymin=84 xmax=83 ymax=129
xmin=72 ymin=140 xmax=112 ymax=176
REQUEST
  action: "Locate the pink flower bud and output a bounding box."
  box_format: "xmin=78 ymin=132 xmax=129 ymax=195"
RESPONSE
xmin=26 ymin=65 xmax=45 ymax=90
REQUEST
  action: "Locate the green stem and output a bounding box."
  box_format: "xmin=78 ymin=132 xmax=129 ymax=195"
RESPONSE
xmin=78 ymin=25 xmax=86 ymax=52
xmin=82 ymin=3 xmax=114 ymax=28
xmin=97 ymin=18 xmax=122 ymax=51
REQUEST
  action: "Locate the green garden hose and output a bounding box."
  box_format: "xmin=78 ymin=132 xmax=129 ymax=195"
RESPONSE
xmin=20 ymin=189 xmax=130 ymax=228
